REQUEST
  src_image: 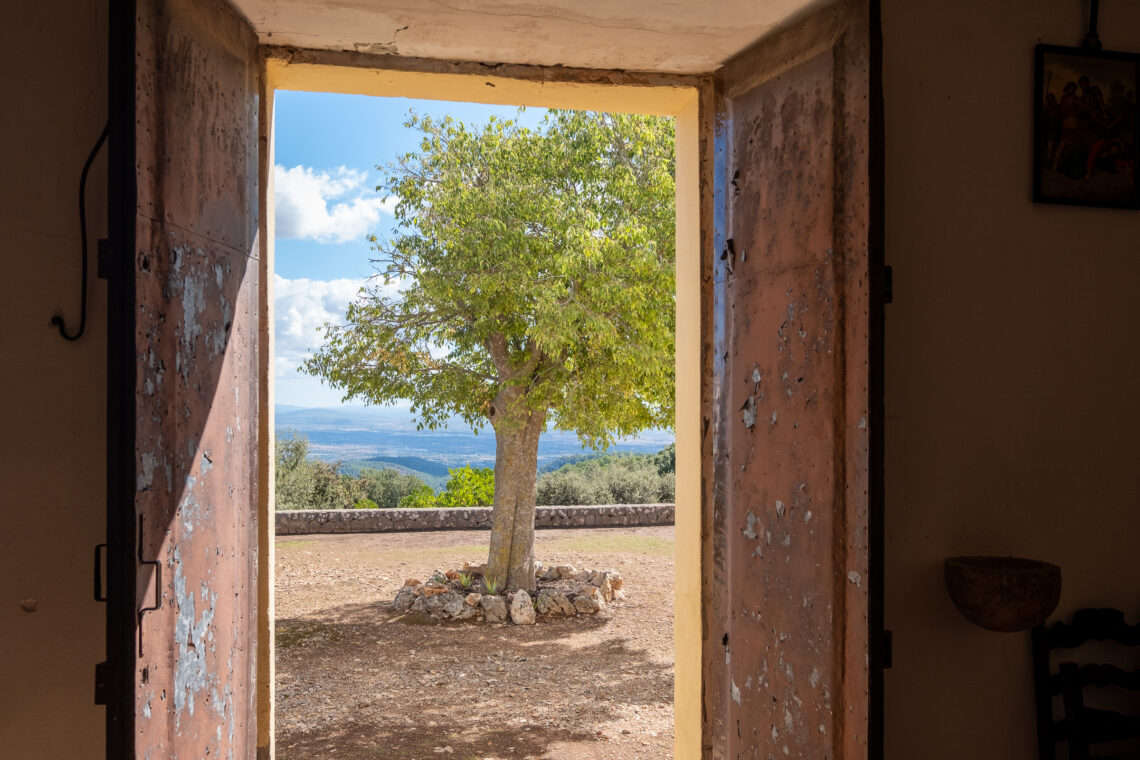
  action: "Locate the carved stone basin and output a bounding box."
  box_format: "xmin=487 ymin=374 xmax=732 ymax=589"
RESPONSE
xmin=944 ymin=556 xmax=1062 ymax=633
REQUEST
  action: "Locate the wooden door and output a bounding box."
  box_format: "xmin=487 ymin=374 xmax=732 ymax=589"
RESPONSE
xmin=702 ymin=1 xmax=883 ymax=756
xmin=106 ymin=0 xmax=262 ymax=756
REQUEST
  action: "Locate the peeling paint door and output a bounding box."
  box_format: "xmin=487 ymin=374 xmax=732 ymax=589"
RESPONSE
xmin=109 ymin=0 xmax=262 ymax=756
xmin=703 ymin=0 xmax=882 ymax=756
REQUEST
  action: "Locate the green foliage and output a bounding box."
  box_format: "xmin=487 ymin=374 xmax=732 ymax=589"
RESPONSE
xmin=356 ymin=467 xmax=433 ymax=509
xmin=652 ymin=443 xmax=675 ymax=476
xmin=457 ymin=572 xmax=473 ymax=589
xmin=303 ymin=109 xmax=676 ymax=447
xmin=275 ymin=429 xmax=431 ymax=510
xmin=275 ymin=428 xmax=364 ymax=510
xmin=397 ymin=484 xmax=438 ymax=509
xmin=388 ymin=465 xmax=495 ymax=508
xmin=435 ymin=466 xmax=495 ymax=508
xmin=482 ymin=575 xmax=502 ymax=595
xmin=535 ymin=446 xmax=674 ymax=505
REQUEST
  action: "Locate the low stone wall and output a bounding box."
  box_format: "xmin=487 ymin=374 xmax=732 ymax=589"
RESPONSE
xmin=275 ymin=503 xmax=674 ymax=535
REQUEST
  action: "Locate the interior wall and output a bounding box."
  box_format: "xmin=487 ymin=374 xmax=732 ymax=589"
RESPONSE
xmin=0 ymin=1 xmax=108 ymax=757
xmin=883 ymin=1 xmax=1140 ymax=757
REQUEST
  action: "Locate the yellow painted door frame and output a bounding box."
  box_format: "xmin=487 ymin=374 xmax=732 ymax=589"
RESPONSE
xmin=257 ymin=50 xmax=708 ymax=760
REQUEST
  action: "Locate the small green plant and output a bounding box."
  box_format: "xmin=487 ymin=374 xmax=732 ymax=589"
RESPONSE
xmin=483 ymin=575 xmax=501 ymax=595
xmin=352 ymin=497 xmax=379 ymax=510
xmin=457 ymin=572 xmax=473 ymax=589
xmin=431 ymin=571 xmax=447 ymax=584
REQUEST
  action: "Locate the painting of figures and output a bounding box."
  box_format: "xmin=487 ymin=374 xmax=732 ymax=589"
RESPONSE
xmin=1035 ymin=44 xmax=1139 ymax=209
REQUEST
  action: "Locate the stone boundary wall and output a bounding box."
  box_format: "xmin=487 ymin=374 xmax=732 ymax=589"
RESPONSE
xmin=275 ymin=503 xmax=674 ymax=535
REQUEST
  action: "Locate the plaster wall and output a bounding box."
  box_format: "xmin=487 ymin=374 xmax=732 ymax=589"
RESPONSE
xmin=0 ymin=1 xmax=109 ymax=757
xmin=882 ymin=1 xmax=1140 ymax=757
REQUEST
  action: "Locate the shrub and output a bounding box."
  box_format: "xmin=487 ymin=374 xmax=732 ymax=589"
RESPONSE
xmin=436 ymin=465 xmax=495 ymax=508
xmin=398 ymin=484 xmax=438 ymax=509
xmin=535 ymin=445 xmax=675 ymax=505
xmin=357 ymin=467 xmax=431 ymax=509
xmin=352 ymin=498 xmax=379 ymax=510
xmin=275 ymin=429 xmax=363 ymax=509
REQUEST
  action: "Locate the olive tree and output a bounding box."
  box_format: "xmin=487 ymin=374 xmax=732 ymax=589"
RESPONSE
xmin=305 ymin=109 xmax=675 ymax=591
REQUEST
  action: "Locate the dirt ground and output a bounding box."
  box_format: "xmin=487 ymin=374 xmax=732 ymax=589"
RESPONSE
xmin=275 ymin=526 xmax=675 ymax=760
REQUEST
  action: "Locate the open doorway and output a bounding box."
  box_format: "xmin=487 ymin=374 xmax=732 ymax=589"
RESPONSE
xmin=261 ymin=68 xmax=703 ymax=759
xmin=113 ymin=4 xmax=876 ymax=756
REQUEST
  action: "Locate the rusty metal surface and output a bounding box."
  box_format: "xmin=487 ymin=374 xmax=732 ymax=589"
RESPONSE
xmin=703 ymin=2 xmax=871 ymax=757
xmin=133 ymin=0 xmax=260 ymax=756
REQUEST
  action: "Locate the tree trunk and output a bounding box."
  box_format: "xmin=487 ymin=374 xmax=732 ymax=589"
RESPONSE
xmin=486 ymin=393 xmax=546 ymax=593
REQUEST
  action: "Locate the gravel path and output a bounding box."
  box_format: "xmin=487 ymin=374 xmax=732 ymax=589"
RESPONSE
xmin=275 ymin=526 xmax=675 ymax=759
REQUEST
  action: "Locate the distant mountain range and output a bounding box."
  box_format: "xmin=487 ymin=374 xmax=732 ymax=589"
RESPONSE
xmin=276 ymin=405 xmax=674 ymax=476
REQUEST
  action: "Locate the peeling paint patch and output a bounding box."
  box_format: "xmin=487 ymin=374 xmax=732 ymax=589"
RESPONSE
xmin=742 ymin=510 xmax=758 ymax=539
xmin=741 ymin=395 xmax=756 ymax=428
xmin=731 ymin=679 xmax=742 ymax=706
xmin=138 ymin=452 xmax=158 ymax=491
xmin=847 ymin=571 xmax=862 ymax=588
xmin=175 ymin=247 xmax=207 ymax=349
xmin=172 ymin=549 xmax=218 ymax=727
xmin=180 ymin=476 xmax=199 ymax=537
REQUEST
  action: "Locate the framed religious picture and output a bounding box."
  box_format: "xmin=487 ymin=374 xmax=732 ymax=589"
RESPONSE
xmin=1034 ymin=44 xmax=1139 ymax=209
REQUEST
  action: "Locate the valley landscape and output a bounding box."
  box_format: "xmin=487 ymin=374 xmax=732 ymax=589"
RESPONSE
xmin=276 ymin=405 xmax=674 ymax=488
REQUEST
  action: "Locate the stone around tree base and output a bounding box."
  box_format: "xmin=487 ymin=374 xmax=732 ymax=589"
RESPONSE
xmin=481 ymin=594 xmax=508 ymax=623
xmin=509 ymin=590 xmax=536 ymax=625
xmin=389 ymin=564 xmax=625 ymax=625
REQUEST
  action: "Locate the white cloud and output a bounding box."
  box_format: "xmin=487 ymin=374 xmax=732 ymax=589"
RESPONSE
xmin=274 ymin=164 xmax=396 ymax=243
xmin=274 ymin=274 xmax=403 ymax=374
xmin=274 ymin=275 xmax=366 ymax=374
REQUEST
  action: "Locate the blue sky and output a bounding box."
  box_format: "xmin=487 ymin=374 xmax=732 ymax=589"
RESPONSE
xmin=272 ymin=91 xmax=547 ymax=407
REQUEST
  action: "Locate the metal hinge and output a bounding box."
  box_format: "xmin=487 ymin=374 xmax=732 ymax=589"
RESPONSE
xmin=137 ymin=514 xmax=162 ymax=657
xmin=95 ymin=660 xmax=109 ymax=705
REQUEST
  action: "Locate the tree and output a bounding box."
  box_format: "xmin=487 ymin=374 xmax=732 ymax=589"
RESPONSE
xmin=305 ymin=109 xmax=675 ymax=591
xmin=274 ymin=429 xmax=363 ymax=510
